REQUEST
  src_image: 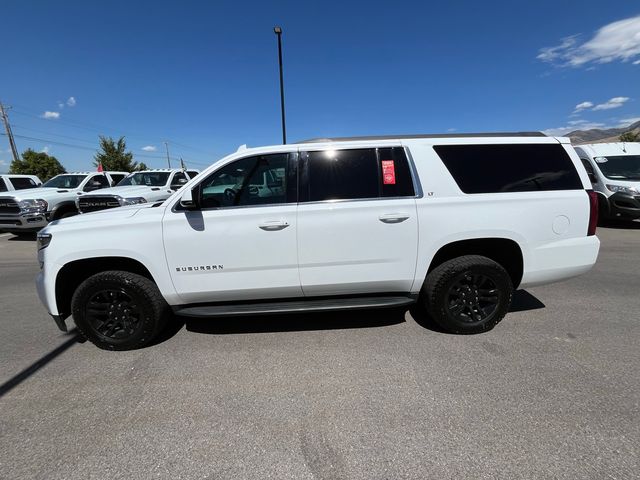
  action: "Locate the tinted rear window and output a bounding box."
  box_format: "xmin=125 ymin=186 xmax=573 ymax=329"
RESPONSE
xmin=10 ymin=177 xmax=37 ymax=190
xmin=0 ymin=178 xmax=7 ymax=192
xmin=306 ymin=149 xmax=379 ymax=201
xmin=434 ymin=144 xmax=583 ymax=193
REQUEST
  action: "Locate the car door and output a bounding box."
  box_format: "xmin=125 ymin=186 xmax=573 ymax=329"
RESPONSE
xmin=297 ymin=146 xmax=419 ymax=296
xmin=162 ymin=151 xmax=301 ymax=304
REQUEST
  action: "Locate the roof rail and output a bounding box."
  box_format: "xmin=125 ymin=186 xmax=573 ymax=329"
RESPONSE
xmin=296 ymin=132 xmax=547 ymax=143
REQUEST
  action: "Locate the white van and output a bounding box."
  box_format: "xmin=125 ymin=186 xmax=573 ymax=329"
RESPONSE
xmin=574 ymin=142 xmax=640 ymax=221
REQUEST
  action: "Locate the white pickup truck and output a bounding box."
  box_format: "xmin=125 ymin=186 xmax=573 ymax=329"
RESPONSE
xmin=36 ymin=133 xmax=600 ymax=350
xmin=77 ymin=169 xmax=199 ymax=213
xmin=0 ymin=174 xmax=42 ymax=191
xmin=0 ymin=171 xmax=127 ymax=235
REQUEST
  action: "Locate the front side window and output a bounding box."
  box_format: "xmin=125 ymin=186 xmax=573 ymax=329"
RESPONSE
xmin=109 ymin=173 xmax=127 ymax=185
xmin=117 ymin=172 xmax=171 ymax=187
xmin=199 ymin=153 xmax=290 ymax=208
xmin=594 ymin=155 xmax=640 ymax=181
xmin=85 ymin=175 xmax=110 ymax=191
xmin=434 ymin=144 xmax=583 ymax=194
xmin=0 ymin=178 xmax=8 ymax=192
xmin=43 ymin=174 xmax=87 ymax=189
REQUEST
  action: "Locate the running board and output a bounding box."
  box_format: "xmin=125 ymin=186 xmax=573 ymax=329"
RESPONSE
xmin=174 ymin=296 xmax=416 ymax=318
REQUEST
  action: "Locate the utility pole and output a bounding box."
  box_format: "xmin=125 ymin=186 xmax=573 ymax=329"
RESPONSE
xmin=164 ymin=141 xmax=171 ymax=168
xmin=273 ymin=26 xmax=287 ymax=144
xmin=0 ymin=102 xmax=20 ymax=163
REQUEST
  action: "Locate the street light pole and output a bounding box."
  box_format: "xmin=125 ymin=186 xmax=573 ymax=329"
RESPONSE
xmin=274 ymin=26 xmax=287 ymax=145
xmin=164 ymin=141 xmax=171 ymax=168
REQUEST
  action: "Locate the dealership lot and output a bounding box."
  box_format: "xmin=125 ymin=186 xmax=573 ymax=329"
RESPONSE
xmin=0 ymin=226 xmax=638 ymax=479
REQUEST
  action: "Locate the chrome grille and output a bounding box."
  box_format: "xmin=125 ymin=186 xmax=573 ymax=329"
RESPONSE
xmin=0 ymin=197 xmax=20 ymax=214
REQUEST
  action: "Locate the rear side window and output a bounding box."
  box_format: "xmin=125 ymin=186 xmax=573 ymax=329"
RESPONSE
xmin=434 ymin=144 xmax=583 ymax=193
xmin=303 ymin=147 xmax=415 ymax=201
xmin=0 ymin=178 xmax=7 ymax=192
xmin=9 ymin=177 xmax=37 ymax=190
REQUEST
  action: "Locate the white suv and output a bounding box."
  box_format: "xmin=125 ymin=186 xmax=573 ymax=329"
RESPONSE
xmin=574 ymin=142 xmax=640 ymax=222
xmin=36 ymin=133 xmax=600 ymax=350
xmin=77 ymin=169 xmax=200 ymax=213
xmin=0 ymin=171 xmax=127 ymax=235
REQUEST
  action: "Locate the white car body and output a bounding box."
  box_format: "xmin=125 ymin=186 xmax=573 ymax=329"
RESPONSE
xmin=36 ymin=133 xmax=600 ymax=335
xmin=574 ymin=142 xmax=640 ymax=220
xmin=0 ymin=174 xmax=42 ymax=191
xmin=77 ymin=169 xmax=199 ymax=213
xmin=0 ymin=171 xmax=127 ymax=233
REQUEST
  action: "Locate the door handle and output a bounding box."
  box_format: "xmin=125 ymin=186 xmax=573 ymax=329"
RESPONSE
xmin=258 ymin=220 xmax=290 ymax=231
xmin=378 ymin=213 xmax=410 ymax=224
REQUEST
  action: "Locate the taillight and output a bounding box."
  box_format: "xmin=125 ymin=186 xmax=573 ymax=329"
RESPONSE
xmin=587 ymin=190 xmax=598 ymax=236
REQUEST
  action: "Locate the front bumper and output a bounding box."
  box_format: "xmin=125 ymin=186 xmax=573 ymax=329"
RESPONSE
xmin=605 ymin=193 xmax=640 ymax=219
xmin=0 ymin=212 xmax=49 ymax=232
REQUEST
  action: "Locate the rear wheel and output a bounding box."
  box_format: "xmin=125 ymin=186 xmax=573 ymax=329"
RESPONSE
xmin=422 ymin=255 xmax=513 ymax=334
xmin=71 ymin=271 xmax=170 ymax=350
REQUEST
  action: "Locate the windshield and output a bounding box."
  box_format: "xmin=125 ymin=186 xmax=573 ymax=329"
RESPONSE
xmin=42 ymin=174 xmax=87 ymax=189
xmin=117 ymin=172 xmax=170 ymax=187
xmin=596 ymin=155 xmax=640 ymax=181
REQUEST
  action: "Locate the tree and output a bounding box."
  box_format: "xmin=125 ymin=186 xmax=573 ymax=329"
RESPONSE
xmin=137 ymin=162 xmax=149 ymax=171
xmin=94 ymin=136 xmax=137 ymax=171
xmin=9 ymin=149 xmax=66 ymax=181
xmin=619 ymin=131 xmax=639 ymax=142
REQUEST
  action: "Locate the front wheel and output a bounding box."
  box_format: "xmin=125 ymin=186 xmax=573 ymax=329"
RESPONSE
xmin=71 ymin=271 xmax=170 ymax=350
xmin=421 ymin=255 xmax=513 ymax=334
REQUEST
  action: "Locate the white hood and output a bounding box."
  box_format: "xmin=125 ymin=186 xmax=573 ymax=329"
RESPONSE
xmin=82 ymin=185 xmax=173 ymax=200
xmin=1 ymin=187 xmax=79 ymax=202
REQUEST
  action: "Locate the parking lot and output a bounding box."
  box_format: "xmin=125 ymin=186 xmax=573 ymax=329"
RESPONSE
xmin=0 ymin=226 xmax=638 ymax=479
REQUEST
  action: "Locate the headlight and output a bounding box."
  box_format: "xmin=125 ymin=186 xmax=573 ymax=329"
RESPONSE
xmin=18 ymin=199 xmax=48 ymax=214
xmin=37 ymin=232 xmax=52 ymax=250
xmin=606 ymin=184 xmax=639 ymax=195
xmin=121 ymin=197 xmax=147 ymax=206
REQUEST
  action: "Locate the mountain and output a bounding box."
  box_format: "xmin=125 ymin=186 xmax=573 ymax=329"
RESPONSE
xmin=568 ymin=121 xmax=640 ymax=144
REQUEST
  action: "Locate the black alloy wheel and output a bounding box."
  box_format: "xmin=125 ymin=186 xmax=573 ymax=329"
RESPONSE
xmin=422 ymin=255 xmax=513 ymax=334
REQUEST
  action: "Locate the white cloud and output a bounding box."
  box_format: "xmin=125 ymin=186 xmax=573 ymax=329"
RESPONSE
xmin=537 ymin=14 xmax=640 ymax=67
xmin=543 ymin=122 xmax=606 ymax=136
xmin=40 ymin=111 xmax=60 ymax=120
xmin=573 ymin=101 xmax=594 ymax=113
xmin=40 ymin=146 xmax=50 ymax=154
xmin=592 ymin=96 xmax=629 ymax=111
xmin=67 ymin=96 xmax=76 ymax=107
xmin=141 ymin=145 xmax=157 ymax=152
xmin=617 ymin=117 xmax=640 ymax=127
xmin=57 ymin=101 xmax=65 ymax=109
xmin=447 ymin=128 xmax=457 ymax=132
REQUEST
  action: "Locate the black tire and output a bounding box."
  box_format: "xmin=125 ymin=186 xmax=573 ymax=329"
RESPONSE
xmin=421 ymin=255 xmax=513 ymax=334
xmin=71 ymin=270 xmax=170 ymax=350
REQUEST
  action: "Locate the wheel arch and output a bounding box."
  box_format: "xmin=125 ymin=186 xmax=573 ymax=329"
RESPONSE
xmin=427 ymin=237 xmax=524 ymax=288
xmin=50 ymin=201 xmax=79 ymax=221
xmin=55 ymin=256 xmax=155 ymax=319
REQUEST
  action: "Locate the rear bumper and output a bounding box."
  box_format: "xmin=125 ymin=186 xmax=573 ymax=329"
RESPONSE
xmin=605 ymin=192 xmax=640 ymax=219
xmin=520 ymin=235 xmax=600 ymax=288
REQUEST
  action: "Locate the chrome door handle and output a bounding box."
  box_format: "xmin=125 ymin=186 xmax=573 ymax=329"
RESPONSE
xmin=259 ymin=221 xmax=290 ymax=231
xmin=378 ymin=213 xmax=410 ymax=224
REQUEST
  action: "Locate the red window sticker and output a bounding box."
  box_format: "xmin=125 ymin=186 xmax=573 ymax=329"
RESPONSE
xmin=382 ymin=160 xmax=396 ymax=185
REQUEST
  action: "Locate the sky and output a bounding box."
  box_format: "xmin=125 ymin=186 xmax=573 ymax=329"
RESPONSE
xmin=0 ymin=0 xmax=639 ymax=172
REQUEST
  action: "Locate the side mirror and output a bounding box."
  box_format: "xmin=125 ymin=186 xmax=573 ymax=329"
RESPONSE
xmin=180 ymin=187 xmax=200 ymax=210
xmin=84 ymin=181 xmax=103 ymax=192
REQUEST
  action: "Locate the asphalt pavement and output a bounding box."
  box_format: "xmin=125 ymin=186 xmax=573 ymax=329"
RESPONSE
xmin=0 ymin=225 xmax=638 ymax=479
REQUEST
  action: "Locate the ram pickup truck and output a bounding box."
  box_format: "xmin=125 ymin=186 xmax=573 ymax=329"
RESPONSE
xmin=36 ymin=132 xmax=600 ymax=350
xmin=0 ymin=174 xmax=42 ymax=191
xmin=0 ymin=171 xmax=127 ymax=235
xmin=77 ymin=169 xmax=199 ymax=213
